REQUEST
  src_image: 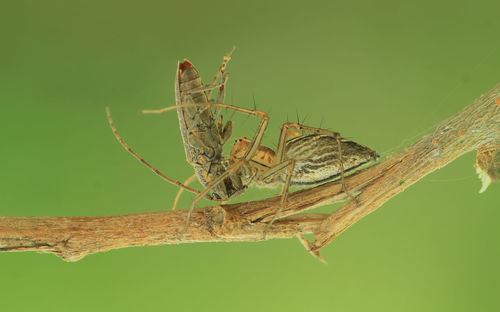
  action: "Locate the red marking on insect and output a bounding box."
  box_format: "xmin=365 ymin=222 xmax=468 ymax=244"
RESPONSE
xmin=179 ymin=60 xmax=192 ymax=70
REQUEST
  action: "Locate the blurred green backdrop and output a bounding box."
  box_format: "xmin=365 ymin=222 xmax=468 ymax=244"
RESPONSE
xmin=1 ymin=0 xmax=499 ymax=311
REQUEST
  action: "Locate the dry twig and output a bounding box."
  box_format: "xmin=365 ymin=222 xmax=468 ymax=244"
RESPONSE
xmin=1 ymin=84 xmax=499 ymax=262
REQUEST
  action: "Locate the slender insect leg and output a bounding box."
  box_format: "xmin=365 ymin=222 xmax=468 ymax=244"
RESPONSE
xmin=261 ymin=158 xmax=296 ymax=239
xmin=335 ymin=137 xmax=358 ymax=204
xmin=206 ymin=46 xmax=235 ymax=98
xmin=106 ymin=108 xmax=200 ymax=195
xmin=215 ymin=72 xmax=228 ymax=105
xmin=184 ymin=81 xmax=228 ymax=97
xmin=172 ymin=174 xmax=197 ymax=210
xmin=208 ymin=48 xmax=233 ymax=117
xmin=212 ymin=71 xmax=230 ymax=117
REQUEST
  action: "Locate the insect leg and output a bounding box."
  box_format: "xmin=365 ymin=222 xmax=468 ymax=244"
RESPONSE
xmin=106 ymin=108 xmax=200 ymax=195
xmin=260 ymin=158 xmax=296 ymax=239
xmin=335 ymin=137 xmax=358 ymax=204
xmin=172 ymin=174 xmax=197 ymax=210
xmin=206 ymin=46 xmax=235 ymax=99
xmin=212 ymin=71 xmax=229 ymax=117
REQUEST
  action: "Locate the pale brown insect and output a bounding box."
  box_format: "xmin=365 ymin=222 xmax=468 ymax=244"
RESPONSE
xmin=171 ymin=47 xmax=245 ymax=203
xmin=106 ymin=50 xmax=241 ymax=203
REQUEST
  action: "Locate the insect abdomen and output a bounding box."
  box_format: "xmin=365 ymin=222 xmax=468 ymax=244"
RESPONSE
xmin=285 ymin=134 xmax=378 ymax=185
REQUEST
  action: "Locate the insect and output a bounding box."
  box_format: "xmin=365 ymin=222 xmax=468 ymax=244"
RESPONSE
xmin=109 ymin=50 xmax=379 ymax=238
xmin=170 ymin=47 xmax=246 ymax=205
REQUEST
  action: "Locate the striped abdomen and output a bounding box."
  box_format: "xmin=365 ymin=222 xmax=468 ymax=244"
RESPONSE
xmin=284 ymin=134 xmax=379 ymax=185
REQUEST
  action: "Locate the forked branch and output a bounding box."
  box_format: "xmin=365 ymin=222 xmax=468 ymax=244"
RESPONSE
xmin=1 ymin=84 xmax=499 ymax=262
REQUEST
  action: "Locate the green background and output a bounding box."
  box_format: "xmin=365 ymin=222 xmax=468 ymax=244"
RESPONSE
xmin=1 ymin=1 xmax=499 ymax=311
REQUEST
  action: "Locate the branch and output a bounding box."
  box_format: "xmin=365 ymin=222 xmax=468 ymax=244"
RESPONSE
xmin=1 ymin=84 xmax=499 ymax=262
xmin=0 ymin=211 xmax=327 ymax=262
